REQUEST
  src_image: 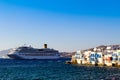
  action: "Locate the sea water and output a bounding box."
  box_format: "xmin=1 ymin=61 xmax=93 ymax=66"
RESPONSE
xmin=0 ymin=59 xmax=120 ymax=80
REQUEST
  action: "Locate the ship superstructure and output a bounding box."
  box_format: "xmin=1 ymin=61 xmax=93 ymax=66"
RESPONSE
xmin=7 ymin=44 xmax=60 ymax=59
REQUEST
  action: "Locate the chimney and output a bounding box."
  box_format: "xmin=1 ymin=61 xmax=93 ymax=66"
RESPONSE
xmin=44 ymin=44 xmax=47 ymax=48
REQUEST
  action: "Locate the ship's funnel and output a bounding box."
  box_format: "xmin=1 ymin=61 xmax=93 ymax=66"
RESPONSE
xmin=44 ymin=44 xmax=47 ymax=48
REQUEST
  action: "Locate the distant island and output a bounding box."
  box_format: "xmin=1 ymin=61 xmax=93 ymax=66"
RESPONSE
xmin=60 ymin=52 xmax=76 ymax=58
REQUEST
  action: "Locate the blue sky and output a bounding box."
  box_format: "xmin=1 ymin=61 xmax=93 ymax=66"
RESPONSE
xmin=0 ymin=0 xmax=120 ymax=52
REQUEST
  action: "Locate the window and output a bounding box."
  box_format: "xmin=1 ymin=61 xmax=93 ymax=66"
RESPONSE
xmin=119 ymin=58 xmax=120 ymax=61
xmin=90 ymin=58 xmax=94 ymax=61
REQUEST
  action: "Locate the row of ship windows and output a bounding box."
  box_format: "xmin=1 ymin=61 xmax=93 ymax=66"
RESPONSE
xmin=19 ymin=54 xmax=56 ymax=56
xmin=19 ymin=51 xmax=57 ymax=53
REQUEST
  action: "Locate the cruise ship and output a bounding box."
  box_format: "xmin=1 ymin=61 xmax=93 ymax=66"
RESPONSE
xmin=7 ymin=44 xmax=60 ymax=59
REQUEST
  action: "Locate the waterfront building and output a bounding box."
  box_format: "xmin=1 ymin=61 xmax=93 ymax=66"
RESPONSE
xmin=82 ymin=50 xmax=91 ymax=64
xmin=75 ymin=51 xmax=82 ymax=64
xmin=72 ymin=44 xmax=120 ymax=67
xmin=104 ymin=53 xmax=112 ymax=66
xmin=90 ymin=52 xmax=104 ymax=65
xmin=90 ymin=52 xmax=96 ymax=65
xmin=117 ymin=50 xmax=120 ymax=66
xmin=71 ymin=55 xmax=77 ymax=64
xmin=112 ymin=50 xmax=118 ymax=66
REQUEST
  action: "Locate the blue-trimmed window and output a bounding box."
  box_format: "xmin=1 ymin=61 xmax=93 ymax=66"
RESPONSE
xmin=95 ymin=54 xmax=101 ymax=58
xmin=90 ymin=58 xmax=95 ymax=61
xmin=90 ymin=54 xmax=95 ymax=57
xmin=112 ymin=58 xmax=117 ymax=61
xmin=112 ymin=53 xmax=117 ymax=57
xmin=118 ymin=52 xmax=120 ymax=56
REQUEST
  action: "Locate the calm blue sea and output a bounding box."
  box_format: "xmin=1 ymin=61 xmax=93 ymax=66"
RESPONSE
xmin=0 ymin=59 xmax=120 ymax=80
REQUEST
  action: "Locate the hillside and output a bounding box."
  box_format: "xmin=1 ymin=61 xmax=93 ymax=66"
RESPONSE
xmin=0 ymin=49 xmax=11 ymax=58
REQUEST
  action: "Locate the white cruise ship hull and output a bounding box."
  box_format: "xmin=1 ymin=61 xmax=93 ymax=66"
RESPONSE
xmin=7 ymin=45 xmax=60 ymax=60
xmin=8 ymin=52 xmax=60 ymax=60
